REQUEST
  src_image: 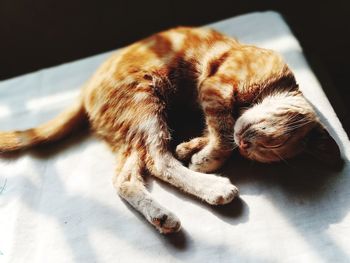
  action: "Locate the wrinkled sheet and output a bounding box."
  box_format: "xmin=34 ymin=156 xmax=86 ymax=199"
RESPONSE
xmin=1 ymin=11 xmax=350 ymax=263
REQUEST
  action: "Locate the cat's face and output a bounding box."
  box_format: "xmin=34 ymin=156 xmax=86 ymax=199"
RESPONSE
xmin=234 ymin=110 xmax=313 ymax=163
xmin=233 ymin=93 xmax=340 ymax=164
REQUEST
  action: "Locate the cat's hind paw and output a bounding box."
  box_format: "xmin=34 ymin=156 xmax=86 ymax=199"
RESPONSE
xmin=150 ymin=211 xmax=181 ymax=234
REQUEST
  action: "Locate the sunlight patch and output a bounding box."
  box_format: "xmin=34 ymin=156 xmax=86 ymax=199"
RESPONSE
xmin=0 ymin=105 xmax=10 ymax=118
xmin=259 ymin=34 xmax=301 ymax=53
xmin=26 ymin=90 xmax=80 ymax=111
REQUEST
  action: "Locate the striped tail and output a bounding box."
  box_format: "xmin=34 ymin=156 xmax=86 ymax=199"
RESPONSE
xmin=0 ymin=100 xmax=86 ymax=152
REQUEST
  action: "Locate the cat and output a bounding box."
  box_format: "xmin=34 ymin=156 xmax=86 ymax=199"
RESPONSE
xmin=0 ymin=26 xmax=340 ymax=234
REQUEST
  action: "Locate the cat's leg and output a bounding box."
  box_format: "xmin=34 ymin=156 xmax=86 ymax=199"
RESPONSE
xmin=111 ymin=77 xmax=238 ymax=206
xmin=189 ymin=76 xmax=235 ymax=173
xmin=175 ymin=137 xmax=209 ymax=161
xmin=134 ymin=110 xmax=238 ymax=205
xmin=137 ymin=113 xmax=238 ymax=205
xmin=149 ymin=151 xmax=238 ymax=205
xmin=113 ymin=150 xmax=181 ymax=234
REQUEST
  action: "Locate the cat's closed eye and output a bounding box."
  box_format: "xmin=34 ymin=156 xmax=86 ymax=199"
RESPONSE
xmin=259 ymin=135 xmax=290 ymax=149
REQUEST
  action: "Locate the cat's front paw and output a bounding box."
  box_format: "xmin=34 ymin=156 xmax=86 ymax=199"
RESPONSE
xmin=175 ymin=137 xmax=208 ymax=161
xmin=189 ymin=147 xmax=231 ymax=173
xmin=189 ymin=154 xmax=226 ymax=173
xmin=199 ymin=176 xmax=239 ymax=205
xmin=150 ymin=210 xmax=181 ymax=234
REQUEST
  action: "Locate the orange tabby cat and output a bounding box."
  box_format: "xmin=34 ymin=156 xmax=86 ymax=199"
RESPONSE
xmin=0 ymin=27 xmax=339 ymax=233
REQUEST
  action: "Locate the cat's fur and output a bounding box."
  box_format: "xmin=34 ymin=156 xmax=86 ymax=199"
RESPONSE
xmin=0 ymin=27 xmax=340 ymax=233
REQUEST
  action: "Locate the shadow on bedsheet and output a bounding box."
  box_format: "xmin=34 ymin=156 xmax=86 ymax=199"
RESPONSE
xmin=2 ymin=113 xmax=349 ymax=260
xmin=2 ymin=122 xmax=349 ymax=262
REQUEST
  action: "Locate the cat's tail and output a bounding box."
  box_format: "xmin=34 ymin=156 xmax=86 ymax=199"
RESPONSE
xmin=0 ymin=100 xmax=86 ymax=152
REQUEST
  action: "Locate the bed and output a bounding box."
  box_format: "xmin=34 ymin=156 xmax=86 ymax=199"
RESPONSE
xmin=1 ymin=11 xmax=350 ymax=263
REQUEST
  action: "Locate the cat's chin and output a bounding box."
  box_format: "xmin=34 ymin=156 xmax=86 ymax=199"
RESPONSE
xmin=239 ymin=148 xmax=280 ymax=163
xmin=239 ymin=148 xmax=261 ymax=162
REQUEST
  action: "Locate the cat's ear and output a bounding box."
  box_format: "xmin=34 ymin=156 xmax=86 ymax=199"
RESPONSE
xmin=303 ymin=122 xmax=342 ymax=167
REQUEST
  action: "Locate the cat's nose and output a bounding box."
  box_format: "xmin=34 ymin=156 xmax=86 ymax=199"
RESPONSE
xmin=239 ymin=140 xmax=250 ymax=150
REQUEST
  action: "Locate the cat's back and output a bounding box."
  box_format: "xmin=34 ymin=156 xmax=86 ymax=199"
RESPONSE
xmin=83 ymin=26 xmax=238 ymax=106
xmin=84 ymin=27 xmax=232 ymax=88
xmin=111 ymin=26 xmax=237 ymax=74
xmin=134 ymin=26 xmax=236 ymax=56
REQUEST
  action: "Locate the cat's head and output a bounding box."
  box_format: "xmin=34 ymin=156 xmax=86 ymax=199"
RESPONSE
xmin=233 ymin=92 xmax=341 ymax=165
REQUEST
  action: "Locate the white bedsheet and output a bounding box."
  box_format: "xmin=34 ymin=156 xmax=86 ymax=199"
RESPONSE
xmin=1 ymin=11 xmax=350 ymax=263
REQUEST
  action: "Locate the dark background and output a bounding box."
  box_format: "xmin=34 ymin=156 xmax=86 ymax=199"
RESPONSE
xmin=1 ymin=0 xmax=349 ymax=134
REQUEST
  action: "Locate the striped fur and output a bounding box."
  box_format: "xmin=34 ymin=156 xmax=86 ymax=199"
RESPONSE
xmin=0 ymin=27 xmax=336 ymax=233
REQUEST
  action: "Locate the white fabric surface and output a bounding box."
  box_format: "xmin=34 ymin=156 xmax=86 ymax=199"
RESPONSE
xmin=1 ymin=11 xmax=350 ymax=263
